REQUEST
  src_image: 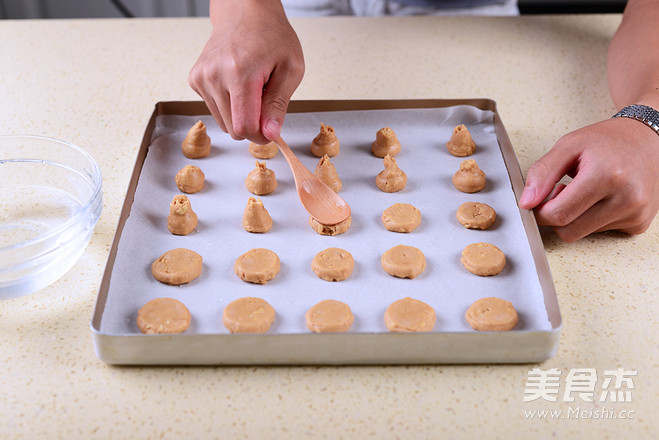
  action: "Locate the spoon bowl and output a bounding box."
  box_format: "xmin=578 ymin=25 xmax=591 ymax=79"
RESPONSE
xmin=273 ymin=136 xmax=351 ymax=225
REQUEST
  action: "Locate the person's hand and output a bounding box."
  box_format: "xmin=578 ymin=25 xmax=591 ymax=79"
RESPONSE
xmin=519 ymin=117 xmax=659 ymax=242
xmin=188 ymin=0 xmax=304 ymax=144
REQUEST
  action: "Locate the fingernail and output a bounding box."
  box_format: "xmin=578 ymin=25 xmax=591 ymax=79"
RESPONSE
xmin=519 ymin=186 xmax=535 ymax=208
xmin=263 ymin=119 xmax=281 ymax=140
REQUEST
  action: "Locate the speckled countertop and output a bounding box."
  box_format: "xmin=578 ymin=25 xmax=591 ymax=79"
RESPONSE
xmin=0 ymin=15 xmax=657 ymax=439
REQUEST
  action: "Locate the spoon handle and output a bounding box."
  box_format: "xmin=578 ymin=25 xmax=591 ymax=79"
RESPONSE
xmin=273 ymin=136 xmax=314 ymax=184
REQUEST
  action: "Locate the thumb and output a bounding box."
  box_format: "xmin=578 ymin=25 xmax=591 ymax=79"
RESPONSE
xmin=519 ymin=144 xmax=578 ymax=210
xmin=260 ymin=80 xmax=293 ymax=141
xmin=260 ymin=63 xmax=303 ymax=141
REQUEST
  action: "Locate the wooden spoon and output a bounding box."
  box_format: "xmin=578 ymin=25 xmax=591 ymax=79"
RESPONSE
xmin=274 ymin=136 xmax=351 ymax=225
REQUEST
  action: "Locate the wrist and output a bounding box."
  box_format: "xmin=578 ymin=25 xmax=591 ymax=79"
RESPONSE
xmin=211 ymin=0 xmax=284 ymax=26
xmin=612 ymin=104 xmax=659 ymax=136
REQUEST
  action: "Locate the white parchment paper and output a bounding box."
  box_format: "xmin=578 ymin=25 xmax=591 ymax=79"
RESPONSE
xmin=101 ymin=106 xmax=551 ymax=334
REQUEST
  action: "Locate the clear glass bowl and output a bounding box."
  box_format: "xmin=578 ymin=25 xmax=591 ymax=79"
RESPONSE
xmin=0 ymin=135 xmax=102 ymax=299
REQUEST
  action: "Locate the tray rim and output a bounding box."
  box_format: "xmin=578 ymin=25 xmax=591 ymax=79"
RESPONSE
xmin=91 ymin=99 xmax=561 ymax=365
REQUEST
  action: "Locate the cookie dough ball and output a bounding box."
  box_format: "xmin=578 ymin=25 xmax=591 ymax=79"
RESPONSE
xmin=182 ymin=120 xmax=211 ymax=159
xmin=175 ymin=165 xmax=205 ymax=194
xmin=456 ymin=202 xmax=496 ymax=230
xmin=466 ymin=297 xmax=518 ymax=331
xmin=310 ymin=123 xmax=340 ymax=157
xmin=371 ymin=127 xmax=401 ymax=158
xmin=452 ymin=159 xmax=486 ymax=193
xmin=248 ymin=141 xmax=278 ymax=159
xmin=314 ymin=154 xmax=342 ymax=193
xmin=306 ymin=300 xmax=354 ymax=333
xmin=151 ymin=248 xmax=203 ymax=285
xmin=234 ymin=248 xmax=281 ymax=284
xmin=381 ymin=245 xmax=426 ymax=279
xmin=309 ymin=214 xmax=352 ymax=236
xmin=137 ymin=298 xmax=191 ymax=334
xmin=167 ymin=194 xmax=198 ymax=235
xmin=245 ymin=161 xmax=277 ymax=195
xmin=311 ymin=247 xmax=355 ymax=281
xmin=376 ymin=154 xmax=407 ymax=193
xmin=381 ymin=203 xmax=421 ymax=233
xmin=461 ymin=242 xmax=506 ymax=276
xmin=223 ymin=297 xmax=275 ymax=334
xmin=242 ymin=197 xmax=273 ymax=233
xmin=384 ymin=297 xmax=436 ymax=332
xmin=446 ymin=124 xmax=476 ymax=157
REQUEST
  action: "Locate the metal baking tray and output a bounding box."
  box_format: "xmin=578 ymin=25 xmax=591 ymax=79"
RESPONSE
xmin=91 ymin=99 xmax=561 ymax=365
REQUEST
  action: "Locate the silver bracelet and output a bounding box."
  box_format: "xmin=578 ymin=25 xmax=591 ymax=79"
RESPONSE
xmin=612 ymin=104 xmax=659 ymax=135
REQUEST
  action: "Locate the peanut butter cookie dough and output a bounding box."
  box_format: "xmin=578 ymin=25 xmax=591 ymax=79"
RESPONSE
xmin=452 ymin=159 xmax=486 ymax=193
xmin=384 ymin=297 xmax=436 ymax=332
xmin=381 ymin=203 xmax=421 ymax=233
xmin=234 ymin=248 xmax=281 ymax=284
xmin=167 ymin=195 xmax=198 ymax=235
xmin=446 ymin=124 xmax=476 ymax=157
xmin=223 ymin=297 xmax=275 ymax=334
xmin=371 ymin=127 xmax=401 ymax=158
xmin=461 ymin=242 xmax=506 ymax=276
xmin=151 ymin=248 xmax=203 ymax=285
xmin=305 ymin=300 xmax=354 ymax=333
xmin=175 ymin=165 xmax=205 ymax=194
xmin=248 ymin=141 xmax=278 ymax=159
xmin=456 ymin=202 xmax=496 ymax=230
xmin=242 ymin=197 xmax=273 ymax=233
xmin=137 ymin=297 xmax=191 ymax=334
xmin=182 ymin=120 xmax=211 ymax=159
xmin=314 ymin=154 xmax=342 ymax=193
xmin=381 ymin=245 xmax=426 ymax=279
xmin=310 ymin=123 xmax=340 ymax=157
xmin=465 ymin=297 xmax=518 ymax=331
xmin=376 ymin=154 xmax=407 ymax=193
xmin=311 ymin=247 xmax=355 ymax=281
xmin=245 ymin=161 xmax=277 ymax=195
xmin=309 ymin=215 xmax=352 ymax=236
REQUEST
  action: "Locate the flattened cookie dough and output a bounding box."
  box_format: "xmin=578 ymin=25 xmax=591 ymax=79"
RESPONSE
xmin=311 ymin=247 xmax=355 ymax=281
xmin=465 ymin=297 xmax=518 ymax=331
xmin=446 ymin=124 xmax=476 ymax=157
xmin=223 ymin=297 xmax=275 ymax=334
xmin=175 ymin=165 xmax=205 ymax=194
xmin=456 ymin=202 xmax=496 ymax=230
xmin=461 ymin=242 xmax=506 ymax=276
xmin=381 ymin=245 xmax=426 ymax=279
xmin=137 ymin=298 xmax=191 ymax=334
xmin=306 ymin=300 xmax=354 ymax=333
xmin=151 ymin=248 xmax=203 ymax=285
xmin=452 ymin=159 xmax=486 ymax=193
xmin=234 ymin=248 xmax=281 ymax=284
xmin=309 ymin=215 xmax=351 ymax=236
xmin=384 ymin=297 xmax=436 ymax=332
xmin=381 ymin=203 xmax=421 ymax=233
xmin=248 ymin=141 xmax=278 ymax=159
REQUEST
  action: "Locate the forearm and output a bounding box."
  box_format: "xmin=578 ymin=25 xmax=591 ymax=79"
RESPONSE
xmin=608 ymin=0 xmax=659 ymax=109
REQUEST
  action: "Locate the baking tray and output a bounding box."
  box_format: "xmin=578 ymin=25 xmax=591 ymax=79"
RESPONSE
xmin=91 ymin=99 xmax=561 ymax=365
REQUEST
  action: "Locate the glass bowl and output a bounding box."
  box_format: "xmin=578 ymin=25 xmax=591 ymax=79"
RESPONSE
xmin=0 ymin=135 xmax=102 ymax=299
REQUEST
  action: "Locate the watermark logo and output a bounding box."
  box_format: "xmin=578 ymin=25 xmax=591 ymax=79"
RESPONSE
xmin=522 ymin=368 xmax=637 ymax=420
